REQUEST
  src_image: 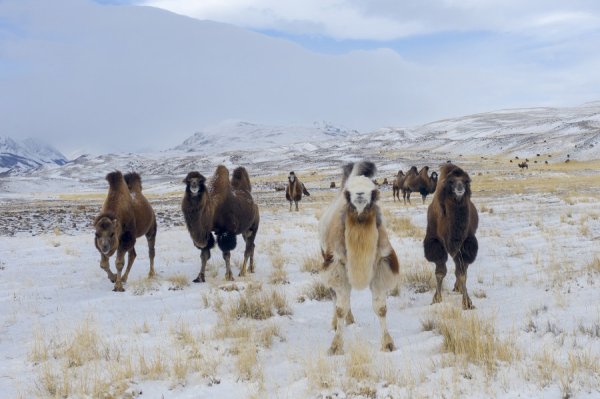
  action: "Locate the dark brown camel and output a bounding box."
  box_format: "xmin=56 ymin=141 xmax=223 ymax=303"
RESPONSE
xmin=402 ymin=166 xmax=438 ymax=204
xmin=423 ymin=163 xmax=478 ymax=309
xmin=93 ymin=171 xmax=157 ymax=292
xmin=285 ymin=171 xmax=310 ymax=211
xmin=182 ymin=165 xmax=260 ymax=282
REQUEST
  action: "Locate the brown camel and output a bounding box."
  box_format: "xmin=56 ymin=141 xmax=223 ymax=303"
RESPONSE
xmin=402 ymin=166 xmax=438 ymax=204
xmin=423 ymin=163 xmax=479 ymax=309
xmin=182 ymin=165 xmax=260 ymax=282
xmin=319 ymin=161 xmax=399 ymax=354
xmin=285 ymin=171 xmax=310 ymax=211
xmin=94 ymin=171 xmax=157 ymax=292
xmin=392 ymin=170 xmax=406 ymax=202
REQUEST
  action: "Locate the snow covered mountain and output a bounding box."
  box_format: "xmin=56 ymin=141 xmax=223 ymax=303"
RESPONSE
xmin=0 ymin=137 xmax=67 ymax=175
xmin=171 ymin=121 xmax=358 ymax=153
xmin=2 ymin=102 xmax=599 ymax=192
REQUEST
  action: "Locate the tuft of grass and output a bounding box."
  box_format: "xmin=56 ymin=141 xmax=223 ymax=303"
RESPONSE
xmin=227 ymin=288 xmax=292 ymax=320
xmin=345 ymin=340 xmax=375 ymax=382
xmin=400 ymin=262 xmax=435 ymax=293
xmin=304 ymin=352 xmax=336 ymax=390
xmin=235 ymin=345 xmax=261 ymax=381
xmin=384 ymin=212 xmax=424 ymax=238
xmin=428 ymin=305 xmax=519 ymax=373
xmin=586 ymin=257 xmax=600 ymax=274
xmin=166 ymin=274 xmax=190 ymax=291
xmin=269 ymin=251 xmax=289 ymax=284
xmin=301 ymin=252 xmax=322 ymax=274
xmin=300 ymin=279 xmax=334 ymax=302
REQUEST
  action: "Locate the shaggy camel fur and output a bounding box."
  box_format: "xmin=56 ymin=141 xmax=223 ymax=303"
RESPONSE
xmin=285 ymin=171 xmax=310 ymax=211
xmin=402 ymin=166 xmax=438 ymax=204
xmin=94 ymin=171 xmax=157 ymax=292
xmin=182 ymin=165 xmax=260 ymax=282
xmin=423 ymin=163 xmax=479 ymax=309
xmin=392 ymin=170 xmax=406 ymax=202
xmin=319 ymin=161 xmax=399 ymax=354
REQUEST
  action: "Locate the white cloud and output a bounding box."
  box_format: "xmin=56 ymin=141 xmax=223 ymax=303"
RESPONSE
xmin=141 ymin=0 xmax=600 ymax=40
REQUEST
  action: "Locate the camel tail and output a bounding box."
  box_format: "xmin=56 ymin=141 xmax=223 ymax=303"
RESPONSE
xmin=105 ymin=171 xmax=124 ymax=190
xmin=342 ymin=161 xmax=376 ymax=187
xmin=231 ymin=166 xmax=252 ymax=192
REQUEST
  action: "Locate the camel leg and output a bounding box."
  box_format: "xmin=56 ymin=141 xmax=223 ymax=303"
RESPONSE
xmin=406 ymin=191 xmax=412 ymax=204
xmin=100 ymin=254 xmax=116 ymax=283
xmin=239 ymin=233 xmax=256 ymax=277
xmin=328 ymin=281 xmax=351 ymax=356
xmin=223 ymin=251 xmax=234 ymax=281
xmin=421 ymin=194 xmax=426 ymax=204
xmin=121 ymin=247 xmax=136 ymax=283
xmin=453 ymin=267 xmax=462 ymax=293
xmin=372 ymin=290 xmax=395 ymax=352
xmin=194 ymin=248 xmax=210 ymax=283
xmin=146 ymin=229 xmax=156 ymax=278
xmin=454 ymin=256 xmax=474 ymax=310
xmin=289 ymin=201 xmax=292 ymax=212
xmin=432 ymin=261 xmax=447 ymax=304
xmin=295 ymin=201 xmax=299 ymax=211
xmin=113 ymin=249 xmax=126 ymax=292
xmin=330 ymin=290 xmax=354 ymax=330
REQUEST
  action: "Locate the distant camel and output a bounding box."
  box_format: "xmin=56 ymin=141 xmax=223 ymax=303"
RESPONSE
xmin=286 ymin=171 xmax=310 ymax=211
xmin=94 ymin=171 xmax=157 ymax=292
xmin=319 ymin=161 xmax=399 ymax=354
xmin=518 ymin=161 xmax=528 ymax=169
xmin=402 ymin=166 xmax=438 ymax=204
xmin=392 ymin=170 xmax=406 ymax=202
xmin=423 ymin=163 xmax=478 ymax=309
xmin=330 ymin=182 xmax=336 ymax=189
xmin=182 ymin=166 xmax=260 ymax=282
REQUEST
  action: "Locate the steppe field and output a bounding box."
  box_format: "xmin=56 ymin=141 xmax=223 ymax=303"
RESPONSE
xmin=1 ymin=155 xmax=599 ymax=399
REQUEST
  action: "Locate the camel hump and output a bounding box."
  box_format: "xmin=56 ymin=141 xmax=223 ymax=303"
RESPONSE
xmin=124 ymin=172 xmax=142 ymax=192
xmin=342 ymin=161 xmax=376 ymax=187
xmin=106 ymin=171 xmax=124 ymax=189
xmin=231 ymin=166 xmax=252 ymax=192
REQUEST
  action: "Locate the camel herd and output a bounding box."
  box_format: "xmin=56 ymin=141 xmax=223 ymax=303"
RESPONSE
xmin=93 ymin=161 xmax=478 ymax=354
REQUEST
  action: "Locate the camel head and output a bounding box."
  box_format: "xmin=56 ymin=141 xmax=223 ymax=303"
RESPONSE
xmin=344 ymin=175 xmax=379 ymax=219
xmin=439 ymin=164 xmax=471 ymax=202
xmin=94 ymin=213 xmax=120 ymax=255
xmin=183 ymin=171 xmax=207 ymax=197
xmin=288 ymin=171 xmax=296 ymax=183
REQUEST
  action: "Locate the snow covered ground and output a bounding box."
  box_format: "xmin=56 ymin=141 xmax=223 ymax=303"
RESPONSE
xmin=1 ymin=155 xmax=600 ymax=398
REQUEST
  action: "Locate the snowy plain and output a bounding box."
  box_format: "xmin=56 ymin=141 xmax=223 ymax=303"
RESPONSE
xmin=1 ymin=107 xmax=600 ymax=398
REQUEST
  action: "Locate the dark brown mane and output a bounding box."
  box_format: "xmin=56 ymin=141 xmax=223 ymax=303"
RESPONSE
xmin=286 ymin=171 xmax=310 ymax=211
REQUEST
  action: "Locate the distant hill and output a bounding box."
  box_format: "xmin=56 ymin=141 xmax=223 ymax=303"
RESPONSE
xmin=0 ymin=137 xmax=67 ymax=175
xmin=171 ymin=121 xmax=358 ymax=153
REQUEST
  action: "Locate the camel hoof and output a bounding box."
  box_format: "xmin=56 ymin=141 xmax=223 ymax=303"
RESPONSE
xmin=345 ymin=311 xmax=355 ymax=325
xmin=148 ymin=271 xmax=155 ymax=279
xmin=382 ymin=341 xmax=396 ymax=352
xmin=193 ymin=274 xmax=205 ymax=283
xmin=327 ymin=344 xmax=343 ymax=356
xmin=463 ymin=298 xmax=475 ymax=310
xmin=113 ymin=285 xmax=125 ymax=292
xmin=431 ymin=293 xmax=442 ymax=305
xmin=238 ymin=271 xmax=246 ymax=277
xmin=225 ymin=272 xmax=234 ymax=282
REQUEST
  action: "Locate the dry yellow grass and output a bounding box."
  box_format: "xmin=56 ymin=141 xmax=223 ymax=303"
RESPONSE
xmin=301 ymin=252 xmax=322 ymax=274
xmin=299 ymin=279 xmax=333 ymax=302
xmin=428 ymin=305 xmax=519 ymax=373
xmin=227 ymin=288 xmax=292 ymax=320
xmin=383 ymin=210 xmax=424 ymax=238
xmin=345 ymin=340 xmax=375 ymax=382
xmin=166 ymin=273 xmax=190 ymax=290
xmin=400 ymin=262 xmax=435 ymax=293
xmin=304 ymin=352 xmax=336 ymax=390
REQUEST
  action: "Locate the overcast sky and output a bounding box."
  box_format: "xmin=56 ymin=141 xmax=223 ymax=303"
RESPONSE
xmin=1 ymin=0 xmax=599 ymax=156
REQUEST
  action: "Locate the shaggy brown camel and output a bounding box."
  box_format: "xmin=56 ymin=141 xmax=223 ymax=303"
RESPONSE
xmin=402 ymin=166 xmax=438 ymax=204
xmin=285 ymin=171 xmax=310 ymax=211
xmin=94 ymin=171 xmax=157 ymax=292
xmin=392 ymin=170 xmax=405 ymax=202
xmin=319 ymin=161 xmax=399 ymax=354
xmin=423 ymin=163 xmax=479 ymax=309
xmin=182 ymin=165 xmax=260 ymax=282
